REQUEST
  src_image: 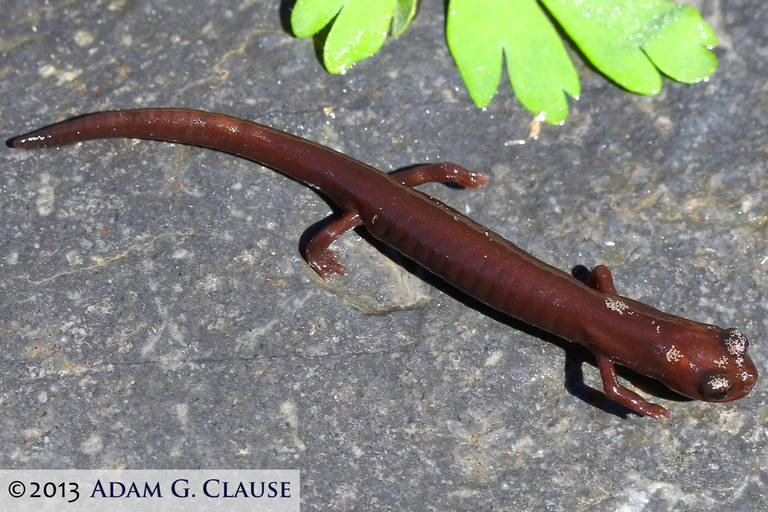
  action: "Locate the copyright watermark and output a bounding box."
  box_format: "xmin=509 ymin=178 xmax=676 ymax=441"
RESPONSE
xmin=0 ymin=470 xmax=299 ymax=511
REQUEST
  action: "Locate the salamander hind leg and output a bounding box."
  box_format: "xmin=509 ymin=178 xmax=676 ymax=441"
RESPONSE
xmin=393 ymin=163 xmax=488 ymax=189
xmin=304 ymin=211 xmax=363 ymax=280
xmin=596 ymin=353 xmax=671 ymax=420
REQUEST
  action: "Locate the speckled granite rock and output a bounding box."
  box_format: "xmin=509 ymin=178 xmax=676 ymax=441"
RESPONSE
xmin=1 ymin=0 xmax=766 ymax=510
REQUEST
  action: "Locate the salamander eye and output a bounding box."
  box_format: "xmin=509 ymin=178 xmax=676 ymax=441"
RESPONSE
xmin=721 ymin=328 xmax=749 ymax=357
xmin=699 ymin=371 xmax=734 ymax=401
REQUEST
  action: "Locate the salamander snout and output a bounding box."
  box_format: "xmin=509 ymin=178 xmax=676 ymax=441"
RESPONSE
xmin=696 ymin=328 xmax=758 ymax=402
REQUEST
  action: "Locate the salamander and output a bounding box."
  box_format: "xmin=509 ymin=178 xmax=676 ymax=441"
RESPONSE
xmin=8 ymin=108 xmax=758 ymax=419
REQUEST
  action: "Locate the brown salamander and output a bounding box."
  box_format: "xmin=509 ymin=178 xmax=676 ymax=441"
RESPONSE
xmin=9 ymin=108 xmax=758 ymax=419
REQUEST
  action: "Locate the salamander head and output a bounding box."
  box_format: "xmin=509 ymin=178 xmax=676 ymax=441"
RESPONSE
xmin=664 ymin=327 xmax=758 ymax=403
xmin=698 ymin=328 xmax=757 ymax=402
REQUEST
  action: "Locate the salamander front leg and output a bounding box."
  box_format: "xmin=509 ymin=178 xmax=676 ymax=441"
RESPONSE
xmin=596 ymin=353 xmax=671 ymax=420
xmin=304 ymin=211 xmax=363 ymax=280
xmin=585 ymin=265 xmax=618 ymax=294
xmin=392 ymin=163 xmax=489 ymax=189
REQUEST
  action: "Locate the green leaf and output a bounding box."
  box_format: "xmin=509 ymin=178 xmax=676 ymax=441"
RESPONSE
xmin=541 ymin=0 xmax=717 ymax=95
xmin=446 ymin=0 xmax=581 ymax=125
xmin=291 ymin=0 xmax=345 ymax=37
xmin=392 ymin=0 xmax=418 ymax=37
xmin=291 ymin=0 xmax=718 ymax=124
xmin=291 ymin=0 xmax=401 ymax=73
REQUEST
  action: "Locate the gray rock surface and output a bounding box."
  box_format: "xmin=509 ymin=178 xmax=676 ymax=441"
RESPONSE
xmin=1 ymin=0 xmax=766 ymax=510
